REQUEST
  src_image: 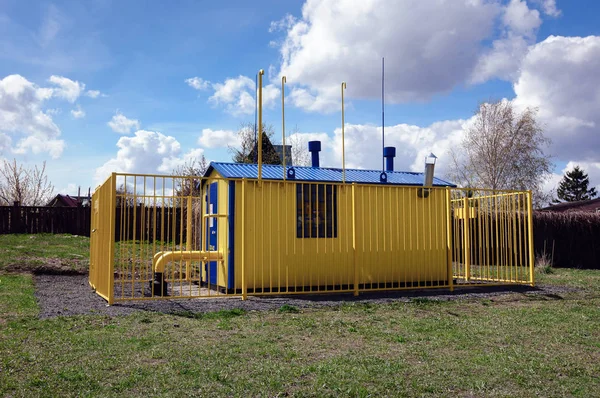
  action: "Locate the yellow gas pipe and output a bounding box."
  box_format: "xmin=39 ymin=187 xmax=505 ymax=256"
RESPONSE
xmin=281 ymin=76 xmax=287 ymax=180
xmin=258 ymin=69 xmax=264 ymax=183
xmin=341 ymin=82 xmax=347 ymax=183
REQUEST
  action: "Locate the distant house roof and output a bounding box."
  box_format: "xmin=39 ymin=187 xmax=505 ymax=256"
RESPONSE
xmin=47 ymin=194 xmax=80 ymax=207
xmin=540 ymin=197 xmax=600 ymax=213
xmin=205 ymin=162 xmax=456 ymax=187
xmin=46 ymin=194 xmax=91 ymax=207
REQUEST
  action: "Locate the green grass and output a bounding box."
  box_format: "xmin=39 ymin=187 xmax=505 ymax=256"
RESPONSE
xmin=0 ymin=234 xmax=89 ymax=273
xmin=0 ymin=274 xmax=38 ymax=319
xmin=0 ymin=235 xmax=599 ymax=396
xmin=1 ymin=269 xmax=599 ymax=397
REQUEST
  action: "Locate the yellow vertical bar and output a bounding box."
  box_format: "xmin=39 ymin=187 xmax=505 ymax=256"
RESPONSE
xmin=186 ymin=195 xmax=192 ymax=280
xmin=526 ymin=191 xmax=535 ymax=286
xmin=281 ymin=76 xmax=287 ymax=181
xmin=241 ymin=179 xmax=247 ymax=300
xmin=341 ymin=82 xmax=347 ymax=183
xmin=131 ymin=177 xmax=137 ymax=298
xmin=108 ymin=173 xmax=116 ymax=305
xmin=375 ymin=186 xmax=379 ymax=288
xmin=269 ymin=183 xmax=273 ymax=292
xmin=446 ymin=189 xmax=454 ymax=291
xmin=258 ymin=69 xmax=264 ymax=182
xmin=463 ymin=196 xmax=470 ymax=281
xmin=352 ymin=184 xmax=358 ymax=296
xmin=477 ymin=193 xmax=483 ymax=279
xmin=516 ymin=192 xmax=525 ymax=282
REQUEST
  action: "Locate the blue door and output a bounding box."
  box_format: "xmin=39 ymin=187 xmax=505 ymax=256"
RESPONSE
xmin=205 ymin=183 xmax=218 ymax=285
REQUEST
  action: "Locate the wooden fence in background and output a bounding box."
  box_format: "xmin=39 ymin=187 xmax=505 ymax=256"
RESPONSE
xmin=0 ymin=203 xmax=91 ymax=236
xmin=0 ymin=203 xmax=183 ymax=241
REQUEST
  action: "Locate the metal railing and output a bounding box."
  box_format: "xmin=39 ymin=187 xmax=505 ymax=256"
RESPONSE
xmin=89 ymin=173 xmax=535 ymax=303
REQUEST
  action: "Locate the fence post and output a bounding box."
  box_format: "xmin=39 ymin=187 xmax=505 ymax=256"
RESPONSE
xmin=463 ymin=196 xmax=470 ymax=281
xmin=446 ymin=189 xmax=454 ymax=291
xmin=11 ymin=201 xmax=22 ymax=234
xmin=241 ymin=179 xmax=247 ymax=300
xmin=107 ymin=173 xmax=116 ymax=305
xmin=352 ymin=184 xmax=359 ymax=296
xmin=526 ymin=191 xmax=535 ymax=286
xmin=185 ymin=195 xmax=192 ymax=280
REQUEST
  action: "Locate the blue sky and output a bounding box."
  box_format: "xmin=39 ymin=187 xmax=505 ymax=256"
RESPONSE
xmin=1 ymin=0 xmax=599 ymax=197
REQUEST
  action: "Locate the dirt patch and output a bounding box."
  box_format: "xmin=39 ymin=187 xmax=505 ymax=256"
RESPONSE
xmin=32 ymin=273 xmax=578 ymax=319
xmin=4 ymin=257 xmax=88 ymax=275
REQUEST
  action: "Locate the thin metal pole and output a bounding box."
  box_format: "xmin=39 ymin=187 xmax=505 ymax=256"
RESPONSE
xmin=341 ymin=82 xmax=347 ymax=183
xmin=382 ymin=57 xmax=385 ymax=171
xmin=258 ymin=69 xmax=264 ymax=182
xmin=254 ymin=73 xmax=258 ymax=160
xmin=282 ymin=76 xmax=287 ymax=180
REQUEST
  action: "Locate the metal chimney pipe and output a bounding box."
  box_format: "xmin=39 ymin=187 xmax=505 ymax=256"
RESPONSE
xmin=423 ymin=153 xmax=437 ymax=187
xmin=308 ymin=141 xmax=321 ymax=168
xmin=383 ymin=147 xmax=396 ymax=172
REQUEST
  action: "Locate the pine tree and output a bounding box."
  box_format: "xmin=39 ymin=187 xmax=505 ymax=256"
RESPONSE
xmin=555 ymin=166 xmax=598 ymax=202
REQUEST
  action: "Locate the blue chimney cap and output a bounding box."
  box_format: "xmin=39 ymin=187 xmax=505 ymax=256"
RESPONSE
xmin=383 ymin=147 xmax=396 ymax=158
xmin=308 ymin=141 xmax=321 ymax=152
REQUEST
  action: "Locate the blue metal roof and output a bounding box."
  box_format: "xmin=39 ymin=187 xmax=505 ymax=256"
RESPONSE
xmin=205 ymin=162 xmax=456 ymax=187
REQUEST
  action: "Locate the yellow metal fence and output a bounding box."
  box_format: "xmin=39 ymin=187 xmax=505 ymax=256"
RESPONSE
xmin=89 ymin=173 xmax=535 ymax=303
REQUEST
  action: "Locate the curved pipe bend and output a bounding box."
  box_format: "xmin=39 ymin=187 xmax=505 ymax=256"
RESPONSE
xmin=153 ymin=250 xmax=223 ymax=273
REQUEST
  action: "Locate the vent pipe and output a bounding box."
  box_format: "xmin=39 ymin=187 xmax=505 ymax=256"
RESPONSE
xmin=383 ymin=147 xmax=396 ymax=172
xmin=423 ymin=152 xmax=437 ymax=187
xmin=308 ymin=141 xmax=321 ymax=168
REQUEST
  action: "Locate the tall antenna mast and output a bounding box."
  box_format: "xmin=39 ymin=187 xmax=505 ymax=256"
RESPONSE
xmin=254 ymin=73 xmax=258 ymax=162
xmin=382 ymin=57 xmax=385 ymax=172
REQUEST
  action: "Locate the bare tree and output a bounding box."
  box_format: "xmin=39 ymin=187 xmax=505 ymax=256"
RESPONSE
xmin=287 ymin=125 xmax=311 ymax=167
xmin=229 ymin=122 xmax=277 ymax=164
xmin=172 ymin=154 xmax=208 ymax=197
xmin=0 ymin=159 xmax=54 ymax=206
xmin=447 ymin=100 xmax=552 ymax=206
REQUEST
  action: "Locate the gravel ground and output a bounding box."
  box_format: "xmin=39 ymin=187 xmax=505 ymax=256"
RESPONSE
xmin=32 ymin=274 xmax=577 ymax=319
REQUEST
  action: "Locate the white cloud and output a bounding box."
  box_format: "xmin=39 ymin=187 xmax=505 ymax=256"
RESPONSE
xmin=160 ymin=148 xmax=206 ymax=174
xmin=37 ymin=4 xmax=63 ymax=48
xmin=503 ymin=0 xmax=541 ymax=39
xmin=85 ymin=90 xmax=102 ymax=98
xmin=48 ymin=75 xmax=85 ymax=103
xmin=288 ymin=86 xmax=339 ymax=113
xmin=274 ymin=0 xmax=500 ymax=112
xmin=107 ymin=111 xmax=141 ymax=134
xmin=95 ymin=130 xmax=205 ymax=182
xmin=470 ymin=35 xmax=530 ymax=84
xmin=269 ymin=14 xmax=297 ymax=33
xmin=70 ymin=105 xmax=85 ymax=119
xmin=12 ymin=134 xmax=65 ymax=159
xmin=208 ymin=75 xmax=279 ymax=116
xmin=513 ymin=36 xmax=600 ymax=162
xmin=0 ymin=74 xmax=65 ymax=158
xmin=534 ymin=0 xmax=561 ymax=17
xmin=198 ymin=128 xmax=238 ymax=148
xmin=185 ymin=77 xmax=210 ymax=91
xmin=324 ymin=120 xmax=468 ymax=178
xmin=471 ymin=0 xmax=542 ymax=83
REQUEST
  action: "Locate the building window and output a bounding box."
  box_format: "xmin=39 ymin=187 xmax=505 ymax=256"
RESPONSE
xmin=296 ymin=184 xmax=338 ymax=238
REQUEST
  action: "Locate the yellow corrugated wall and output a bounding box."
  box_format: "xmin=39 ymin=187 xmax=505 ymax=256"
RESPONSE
xmin=232 ymin=180 xmax=448 ymax=291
